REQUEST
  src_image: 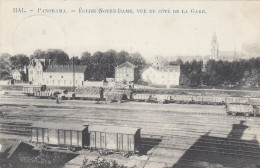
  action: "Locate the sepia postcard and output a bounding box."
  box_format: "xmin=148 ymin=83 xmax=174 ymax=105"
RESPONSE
xmin=0 ymin=0 xmax=260 ymax=168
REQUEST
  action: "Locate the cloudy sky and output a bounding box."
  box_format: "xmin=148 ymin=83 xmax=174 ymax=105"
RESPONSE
xmin=0 ymin=0 xmax=260 ymax=60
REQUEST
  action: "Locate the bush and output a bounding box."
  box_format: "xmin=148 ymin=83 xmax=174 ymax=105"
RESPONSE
xmin=81 ymin=157 xmax=129 ymax=168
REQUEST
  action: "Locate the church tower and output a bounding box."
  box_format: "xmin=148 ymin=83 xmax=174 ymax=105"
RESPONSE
xmin=211 ymin=32 xmax=219 ymax=59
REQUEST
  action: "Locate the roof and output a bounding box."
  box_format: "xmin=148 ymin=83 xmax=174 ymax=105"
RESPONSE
xmin=159 ymin=65 xmax=180 ymax=72
xmin=12 ymin=69 xmax=21 ymax=75
xmin=0 ymin=139 xmax=22 ymax=159
xmin=44 ymin=65 xmax=86 ymax=73
xmin=32 ymin=122 xmax=87 ymax=131
xmin=87 ymin=124 xmax=141 ymax=135
xmin=116 ymin=61 xmax=136 ymax=69
xmin=143 ymin=65 xmax=180 ymax=73
xmin=28 ymin=59 xmax=46 ymax=68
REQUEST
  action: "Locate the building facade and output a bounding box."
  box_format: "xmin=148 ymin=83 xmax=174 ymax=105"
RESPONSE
xmin=141 ymin=65 xmax=180 ymax=87
xmin=42 ymin=65 xmax=86 ymax=86
xmin=115 ymin=62 xmax=135 ymax=83
xmin=27 ymin=59 xmax=49 ymax=85
xmin=12 ymin=69 xmax=22 ymax=81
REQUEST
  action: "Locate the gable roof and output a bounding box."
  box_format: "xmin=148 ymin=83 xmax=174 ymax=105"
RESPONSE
xmin=32 ymin=122 xmax=86 ymax=131
xmin=0 ymin=139 xmax=22 ymax=159
xmin=44 ymin=65 xmax=86 ymax=73
xmin=12 ymin=69 xmax=21 ymax=75
xmin=116 ymin=61 xmax=135 ymax=69
xmin=87 ymin=124 xmax=141 ymax=135
xmin=143 ymin=65 xmax=180 ymax=73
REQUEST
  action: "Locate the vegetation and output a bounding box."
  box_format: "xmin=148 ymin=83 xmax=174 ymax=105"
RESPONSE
xmin=81 ymin=157 xmax=129 ymax=168
xmin=170 ymin=57 xmax=260 ymax=87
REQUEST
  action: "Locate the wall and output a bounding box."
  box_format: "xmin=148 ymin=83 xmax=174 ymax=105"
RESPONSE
xmin=42 ymin=72 xmax=84 ymax=86
xmin=115 ymin=67 xmax=134 ymax=82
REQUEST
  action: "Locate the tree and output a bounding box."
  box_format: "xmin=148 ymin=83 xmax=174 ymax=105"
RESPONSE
xmin=70 ymin=56 xmax=81 ymax=65
xmin=128 ymin=52 xmax=147 ymax=82
xmin=30 ymin=49 xmax=70 ymax=65
xmin=10 ymin=54 xmax=29 ymax=70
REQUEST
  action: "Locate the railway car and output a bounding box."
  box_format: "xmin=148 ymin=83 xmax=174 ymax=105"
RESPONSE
xmin=74 ymin=86 xmax=103 ymax=100
xmin=58 ymin=92 xmax=75 ymax=100
xmin=132 ymin=94 xmax=151 ymax=102
xmin=150 ymin=94 xmax=170 ymax=104
xmin=87 ymin=124 xmax=141 ymax=153
xmin=249 ymin=98 xmax=260 ymax=106
xmin=225 ymin=97 xmax=249 ymax=104
xmin=30 ymin=122 xmax=142 ymax=153
xmin=171 ymin=95 xmax=193 ymax=104
xmin=225 ymin=104 xmax=259 ymax=117
xmin=31 ymin=122 xmax=88 ymax=148
xmin=22 ymin=85 xmax=46 ymax=95
xmin=197 ymin=96 xmax=225 ymax=105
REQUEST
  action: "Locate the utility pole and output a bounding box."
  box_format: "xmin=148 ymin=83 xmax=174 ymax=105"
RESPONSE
xmin=73 ymin=55 xmax=75 ymax=88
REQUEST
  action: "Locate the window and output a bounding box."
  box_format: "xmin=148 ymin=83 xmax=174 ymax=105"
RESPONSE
xmin=50 ymin=75 xmax=52 ymax=78
xmin=61 ymin=76 xmax=63 ymax=78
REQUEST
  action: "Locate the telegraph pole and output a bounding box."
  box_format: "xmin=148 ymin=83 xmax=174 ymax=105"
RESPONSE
xmin=73 ymin=55 xmax=75 ymax=88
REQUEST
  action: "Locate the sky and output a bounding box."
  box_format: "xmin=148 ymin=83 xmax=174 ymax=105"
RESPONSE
xmin=0 ymin=0 xmax=260 ymax=61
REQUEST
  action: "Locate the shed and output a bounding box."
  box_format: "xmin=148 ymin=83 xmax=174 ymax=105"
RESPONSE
xmin=31 ymin=122 xmax=88 ymax=148
xmin=87 ymin=124 xmax=141 ymax=152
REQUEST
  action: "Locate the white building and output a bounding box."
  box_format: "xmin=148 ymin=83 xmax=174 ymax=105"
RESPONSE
xmin=42 ymin=65 xmax=86 ymax=86
xmin=141 ymin=65 xmax=180 ymax=87
xmin=115 ymin=62 xmax=135 ymax=83
xmin=27 ymin=59 xmax=49 ymax=85
xmin=12 ymin=69 xmax=22 ymax=81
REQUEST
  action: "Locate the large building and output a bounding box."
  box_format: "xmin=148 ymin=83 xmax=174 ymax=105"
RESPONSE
xmin=27 ymin=59 xmax=50 ymax=85
xmin=27 ymin=59 xmax=86 ymax=86
xmin=42 ymin=65 xmax=86 ymax=86
xmin=210 ymin=33 xmax=247 ymax=61
xmin=141 ymin=65 xmax=180 ymax=87
xmin=115 ymin=62 xmax=135 ymax=83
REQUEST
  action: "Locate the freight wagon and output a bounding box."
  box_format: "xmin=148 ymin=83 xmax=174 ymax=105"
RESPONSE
xmin=132 ymin=94 xmax=151 ymax=102
xmin=225 ymin=104 xmax=259 ymax=117
xmin=88 ymin=125 xmax=141 ymax=153
xmin=225 ymin=97 xmax=249 ymax=104
xmin=31 ymin=122 xmax=88 ymax=149
xmin=171 ymin=95 xmax=193 ymax=104
xmin=150 ymin=94 xmax=170 ymax=104
xmin=74 ymin=86 xmax=103 ymax=100
xmin=31 ymin=122 xmax=142 ymax=154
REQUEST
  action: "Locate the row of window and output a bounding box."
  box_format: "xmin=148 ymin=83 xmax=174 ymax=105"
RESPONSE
xmin=146 ymin=74 xmax=179 ymax=79
xmin=116 ymin=73 xmax=133 ymax=77
xmin=46 ymin=80 xmax=83 ymax=85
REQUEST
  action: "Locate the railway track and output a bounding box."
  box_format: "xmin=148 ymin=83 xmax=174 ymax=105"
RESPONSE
xmin=1 ymin=96 xmax=260 ymax=167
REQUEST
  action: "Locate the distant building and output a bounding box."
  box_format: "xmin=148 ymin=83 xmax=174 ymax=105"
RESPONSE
xmin=115 ymin=62 xmax=135 ymax=83
xmin=210 ymin=33 xmax=247 ymax=61
xmin=152 ymin=56 xmax=169 ymax=68
xmin=27 ymin=59 xmax=50 ymax=85
xmin=42 ymin=65 xmax=86 ymax=86
xmin=12 ymin=69 xmax=22 ymax=81
xmin=141 ymin=65 xmax=180 ymax=87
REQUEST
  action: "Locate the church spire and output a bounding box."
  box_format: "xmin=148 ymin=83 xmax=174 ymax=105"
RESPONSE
xmin=211 ymin=32 xmax=219 ymax=59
